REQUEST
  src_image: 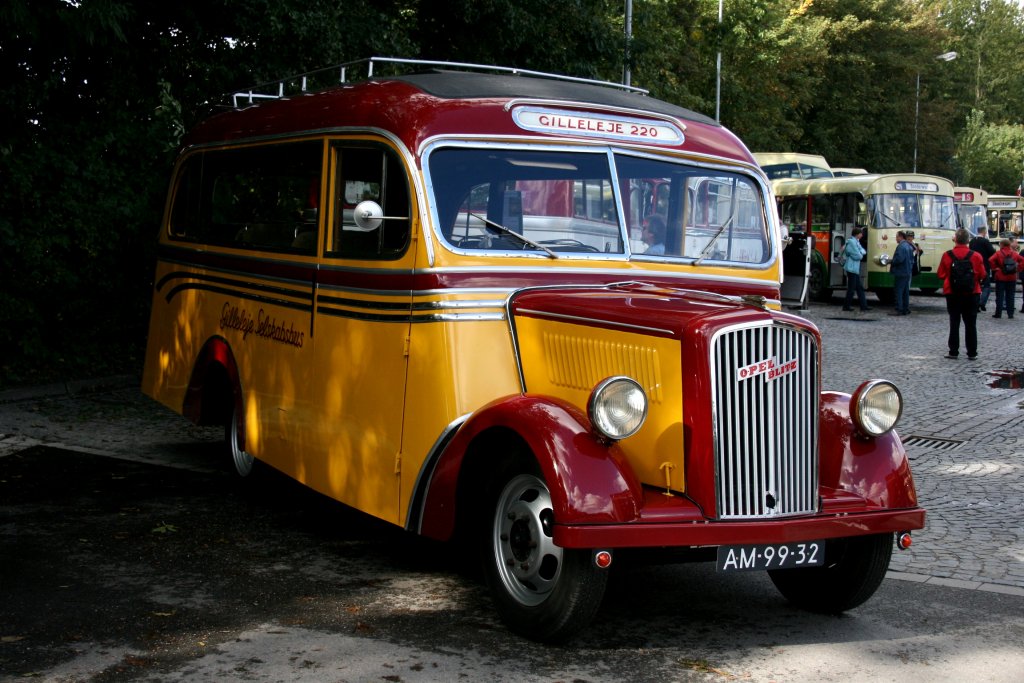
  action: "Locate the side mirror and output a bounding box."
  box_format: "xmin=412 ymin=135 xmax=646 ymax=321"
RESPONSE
xmin=352 ymin=200 xmax=409 ymax=232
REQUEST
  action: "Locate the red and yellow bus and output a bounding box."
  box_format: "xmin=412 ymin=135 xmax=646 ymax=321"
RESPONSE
xmin=774 ymin=173 xmax=956 ymax=302
xmin=142 ymin=58 xmax=923 ymax=642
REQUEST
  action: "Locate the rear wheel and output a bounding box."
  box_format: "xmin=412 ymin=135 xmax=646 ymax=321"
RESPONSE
xmin=873 ymin=289 xmax=895 ymax=304
xmin=768 ymin=533 xmax=892 ymax=613
xmin=483 ymin=466 xmax=607 ymax=643
xmin=225 ymin=402 xmax=256 ymax=477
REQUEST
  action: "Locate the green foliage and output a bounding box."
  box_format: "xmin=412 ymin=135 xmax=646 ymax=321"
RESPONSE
xmin=954 ymin=109 xmax=1024 ymax=193
xmin=4 ymin=0 xmax=1024 ymax=385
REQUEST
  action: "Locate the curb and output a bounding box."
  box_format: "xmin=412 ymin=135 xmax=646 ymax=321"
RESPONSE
xmin=0 ymin=374 xmax=139 ymax=404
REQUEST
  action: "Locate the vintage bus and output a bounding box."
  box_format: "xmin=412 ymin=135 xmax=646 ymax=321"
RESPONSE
xmin=142 ymin=58 xmax=923 ymax=642
xmin=954 ymin=187 xmax=990 ymax=236
xmin=832 ymin=167 xmax=869 ymax=177
xmin=987 ymin=194 xmax=1024 ymax=240
xmin=774 ymin=173 xmax=956 ymax=302
xmin=753 ymin=152 xmax=833 ymax=181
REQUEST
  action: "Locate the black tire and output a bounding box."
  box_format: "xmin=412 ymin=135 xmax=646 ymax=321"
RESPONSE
xmin=482 ymin=464 xmax=608 ymax=643
xmin=809 ymin=262 xmax=831 ymax=302
xmin=768 ymin=533 xmax=893 ymax=613
xmin=918 ymin=287 xmax=938 ymax=295
xmin=874 ymin=289 xmax=895 ymax=305
xmin=225 ymin=401 xmax=258 ymax=478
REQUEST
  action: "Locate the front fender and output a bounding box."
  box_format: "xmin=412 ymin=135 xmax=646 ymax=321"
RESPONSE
xmin=819 ymin=391 xmax=918 ymax=509
xmin=416 ymin=394 xmax=644 ymax=542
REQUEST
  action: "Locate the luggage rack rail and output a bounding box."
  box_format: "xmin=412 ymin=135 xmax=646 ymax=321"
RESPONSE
xmin=227 ymin=56 xmax=649 ymax=108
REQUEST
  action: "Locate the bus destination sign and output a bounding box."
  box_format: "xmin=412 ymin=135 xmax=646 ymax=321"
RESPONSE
xmin=512 ymin=106 xmax=685 ymax=145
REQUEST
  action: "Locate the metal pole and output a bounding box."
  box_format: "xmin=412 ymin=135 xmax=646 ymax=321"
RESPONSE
xmin=624 ymin=0 xmax=632 ymax=87
xmin=715 ymin=0 xmax=723 ymax=121
xmin=913 ymin=71 xmax=920 ymax=173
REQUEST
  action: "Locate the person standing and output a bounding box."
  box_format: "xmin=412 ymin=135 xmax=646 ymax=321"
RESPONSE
xmin=969 ymin=228 xmax=996 ymax=311
xmin=842 ymin=228 xmax=870 ymax=311
xmin=889 ymin=230 xmax=914 ymax=315
xmin=989 ymin=237 xmax=1024 ymax=318
xmin=937 ymin=228 xmax=986 ymax=359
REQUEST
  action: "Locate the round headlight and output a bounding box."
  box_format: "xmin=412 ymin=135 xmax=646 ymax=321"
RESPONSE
xmin=588 ymin=377 xmax=648 ymax=441
xmin=851 ymin=380 xmax=903 ymax=436
xmin=877 ymin=253 xmax=890 ymax=266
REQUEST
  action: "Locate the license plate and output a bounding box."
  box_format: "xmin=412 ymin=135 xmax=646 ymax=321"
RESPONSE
xmin=716 ymin=541 xmax=824 ymax=571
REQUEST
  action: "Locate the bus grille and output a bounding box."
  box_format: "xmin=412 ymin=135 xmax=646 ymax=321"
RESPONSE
xmin=710 ymin=322 xmax=819 ymax=519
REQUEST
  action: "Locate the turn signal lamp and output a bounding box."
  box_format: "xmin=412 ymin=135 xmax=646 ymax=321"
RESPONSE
xmin=588 ymin=377 xmax=648 ymax=441
xmin=850 ymin=380 xmax=903 ymax=437
xmin=897 ymin=532 xmax=913 ymax=550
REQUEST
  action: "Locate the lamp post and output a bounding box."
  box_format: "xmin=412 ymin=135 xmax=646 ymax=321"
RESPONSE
xmin=913 ymin=51 xmax=958 ymax=173
xmin=715 ymin=0 xmax=723 ymax=122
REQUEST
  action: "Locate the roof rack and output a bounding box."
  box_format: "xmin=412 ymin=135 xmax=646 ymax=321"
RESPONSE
xmin=227 ymin=56 xmax=648 ymax=108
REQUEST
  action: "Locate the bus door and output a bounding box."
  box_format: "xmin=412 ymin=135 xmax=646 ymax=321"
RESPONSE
xmin=309 ymin=141 xmax=414 ymax=524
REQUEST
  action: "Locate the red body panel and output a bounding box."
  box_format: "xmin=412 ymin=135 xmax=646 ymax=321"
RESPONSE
xmin=418 ymin=394 xmax=644 ymax=541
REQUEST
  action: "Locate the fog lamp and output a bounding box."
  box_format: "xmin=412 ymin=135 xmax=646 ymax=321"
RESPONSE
xmin=588 ymin=376 xmax=647 ymax=441
xmin=850 ymin=379 xmax=903 ymax=436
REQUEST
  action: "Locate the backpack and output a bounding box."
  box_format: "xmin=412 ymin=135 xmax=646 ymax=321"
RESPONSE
xmin=947 ymin=250 xmax=976 ymax=293
xmin=1002 ymin=252 xmax=1018 ymax=275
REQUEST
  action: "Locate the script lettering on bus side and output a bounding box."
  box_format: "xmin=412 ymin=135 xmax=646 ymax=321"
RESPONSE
xmin=220 ymin=302 xmax=304 ymax=348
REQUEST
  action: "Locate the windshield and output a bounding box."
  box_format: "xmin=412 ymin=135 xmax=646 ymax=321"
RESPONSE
xmin=956 ymin=204 xmax=990 ymax=236
xmin=427 ymin=146 xmax=771 ymax=264
xmin=868 ymin=193 xmax=955 ymax=230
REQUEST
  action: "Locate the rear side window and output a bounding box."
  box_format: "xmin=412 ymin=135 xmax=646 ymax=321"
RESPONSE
xmin=169 ymin=141 xmax=323 ymax=254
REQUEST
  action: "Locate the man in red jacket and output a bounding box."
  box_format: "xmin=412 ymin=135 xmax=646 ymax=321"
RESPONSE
xmin=937 ymin=228 xmax=987 ymax=359
xmin=989 ymin=237 xmax=1024 ymax=318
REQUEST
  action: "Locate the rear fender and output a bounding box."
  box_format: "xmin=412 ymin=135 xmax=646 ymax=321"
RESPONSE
xmin=416 ymin=395 xmax=643 ymax=541
xmin=183 ymin=336 xmax=241 ymax=436
xmin=819 ymin=391 xmax=918 ymax=508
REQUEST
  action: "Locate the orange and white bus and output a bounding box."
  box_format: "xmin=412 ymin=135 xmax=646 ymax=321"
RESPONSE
xmin=142 ymin=58 xmax=923 ymax=642
xmin=954 ymin=187 xmax=990 ymax=236
xmin=774 ymin=173 xmax=956 ymax=302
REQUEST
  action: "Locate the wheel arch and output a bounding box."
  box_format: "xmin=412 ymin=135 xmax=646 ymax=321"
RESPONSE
xmin=183 ymin=336 xmax=242 ymax=436
xmin=413 ymin=394 xmax=644 ymax=542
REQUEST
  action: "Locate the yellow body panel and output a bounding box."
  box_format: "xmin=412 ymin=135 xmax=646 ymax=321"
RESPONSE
xmin=514 ymin=316 xmax=684 ymax=490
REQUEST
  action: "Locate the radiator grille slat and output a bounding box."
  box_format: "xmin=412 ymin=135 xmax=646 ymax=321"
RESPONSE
xmin=712 ymin=323 xmax=819 ymax=519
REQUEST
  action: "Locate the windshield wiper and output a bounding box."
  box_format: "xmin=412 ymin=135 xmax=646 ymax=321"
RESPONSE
xmin=693 ymin=213 xmax=736 ymax=265
xmin=469 ymin=212 xmax=558 ymax=259
xmin=878 ymin=210 xmax=901 ymax=227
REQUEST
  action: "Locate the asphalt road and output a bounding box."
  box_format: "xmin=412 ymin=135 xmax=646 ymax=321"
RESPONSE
xmin=2 ymin=292 xmax=1023 ymax=682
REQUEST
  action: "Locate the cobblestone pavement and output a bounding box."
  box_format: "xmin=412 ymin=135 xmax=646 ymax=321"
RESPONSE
xmin=1 ymin=291 xmax=1023 ymax=595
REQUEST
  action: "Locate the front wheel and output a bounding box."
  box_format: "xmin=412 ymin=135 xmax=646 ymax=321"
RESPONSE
xmin=768 ymin=533 xmax=893 ymax=613
xmin=809 ymin=262 xmax=831 ymax=302
xmin=483 ymin=469 xmax=608 ymax=643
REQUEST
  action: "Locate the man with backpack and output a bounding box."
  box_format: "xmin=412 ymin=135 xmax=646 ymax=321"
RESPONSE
xmin=989 ymin=237 xmax=1024 ymax=318
xmin=937 ymin=228 xmax=987 ymax=359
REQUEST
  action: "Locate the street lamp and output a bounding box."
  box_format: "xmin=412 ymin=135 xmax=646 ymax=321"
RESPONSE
xmin=913 ymin=51 xmax=958 ymax=173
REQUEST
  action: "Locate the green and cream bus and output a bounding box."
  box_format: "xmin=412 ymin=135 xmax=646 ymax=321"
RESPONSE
xmin=954 ymin=187 xmax=990 ymax=236
xmin=753 ymin=153 xmax=833 ymax=181
xmin=987 ymin=194 xmax=1024 ymax=240
xmin=774 ymin=174 xmax=956 ymax=302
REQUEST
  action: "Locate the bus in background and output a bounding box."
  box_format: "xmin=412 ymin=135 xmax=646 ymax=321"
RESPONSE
xmin=954 ymin=187 xmax=990 ymax=236
xmin=753 ymin=152 xmax=833 ymax=181
xmin=774 ymin=174 xmax=956 ymax=303
xmin=832 ymin=167 xmax=869 ymax=177
xmin=987 ymin=194 xmax=1024 ymax=240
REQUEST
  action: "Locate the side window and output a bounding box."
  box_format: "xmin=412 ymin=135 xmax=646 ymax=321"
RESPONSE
xmin=329 ymin=144 xmax=411 ymax=260
xmin=168 ymin=141 xmax=323 ymax=254
xmin=781 ymin=197 xmax=807 ymax=230
xmin=810 ymin=194 xmax=832 ymax=231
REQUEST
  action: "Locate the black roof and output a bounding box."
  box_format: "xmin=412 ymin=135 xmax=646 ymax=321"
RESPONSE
xmin=394 ymin=71 xmax=719 ymax=127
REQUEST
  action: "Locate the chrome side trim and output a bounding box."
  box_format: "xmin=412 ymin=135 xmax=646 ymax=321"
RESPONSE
xmin=406 ymin=414 xmax=472 ymax=533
